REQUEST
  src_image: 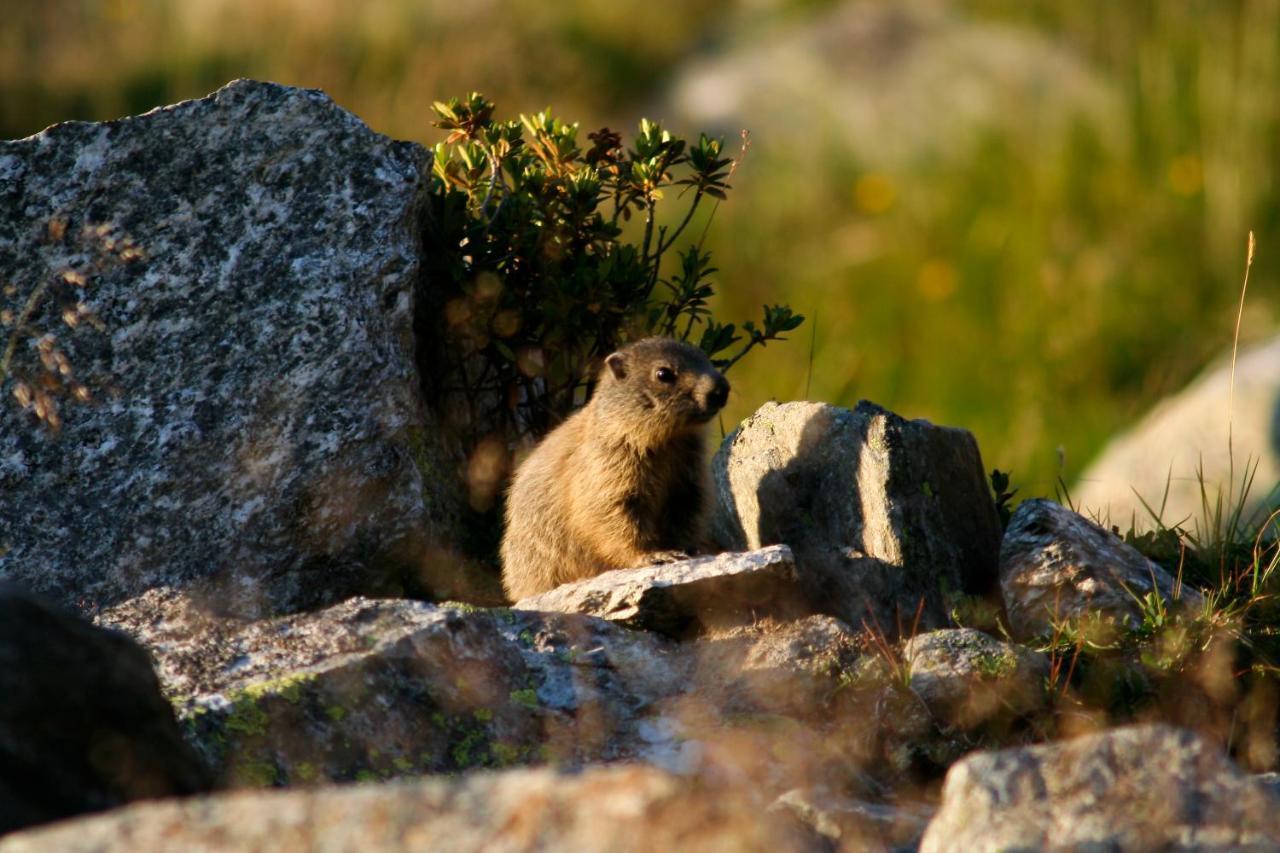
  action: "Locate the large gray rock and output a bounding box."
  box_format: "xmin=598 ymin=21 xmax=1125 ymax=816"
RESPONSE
xmin=97 ymin=592 xmax=922 ymax=817
xmin=0 ymin=587 xmax=210 ymax=835
xmin=512 ymin=545 xmax=803 ymax=637
xmin=903 ymin=628 xmax=1048 ymax=731
xmin=1076 ymin=335 xmax=1280 ymax=533
xmin=711 ymin=400 xmax=1002 ymax=633
xmin=104 ymin=596 xmax=690 ymax=787
xmin=0 ymin=79 xmax=464 ymax=618
xmin=920 ymin=724 xmax=1280 ymax=851
xmin=1000 ymin=499 xmax=1203 ymax=639
xmin=0 ymin=764 xmax=816 ymax=852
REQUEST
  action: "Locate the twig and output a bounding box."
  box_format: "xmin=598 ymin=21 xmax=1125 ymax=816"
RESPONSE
xmin=1227 ymin=231 xmax=1255 ymax=483
xmin=1 ymin=279 xmax=51 ymax=379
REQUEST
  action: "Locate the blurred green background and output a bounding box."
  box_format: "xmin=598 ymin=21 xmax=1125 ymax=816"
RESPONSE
xmin=6 ymin=0 xmax=1277 ymax=495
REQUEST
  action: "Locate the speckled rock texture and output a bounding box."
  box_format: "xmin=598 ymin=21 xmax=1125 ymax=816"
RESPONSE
xmin=690 ymin=614 xmax=862 ymax=717
xmin=0 ymin=764 xmax=817 ymax=852
xmin=0 ymin=79 xmax=461 ymax=619
xmin=711 ymin=400 xmax=1002 ymax=634
xmin=0 ymin=587 xmax=210 ymax=836
xmin=97 ymin=592 xmax=927 ymax=823
xmin=920 ymin=724 xmax=1280 ymax=852
xmin=903 ymin=628 xmax=1049 ymax=731
xmin=512 ymin=545 xmax=803 ymax=636
xmin=1000 ymin=499 xmax=1204 ymax=639
xmin=145 ymin=597 xmax=690 ymax=787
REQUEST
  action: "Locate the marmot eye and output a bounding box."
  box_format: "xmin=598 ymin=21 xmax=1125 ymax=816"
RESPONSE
xmin=655 ymin=366 xmax=676 ymax=383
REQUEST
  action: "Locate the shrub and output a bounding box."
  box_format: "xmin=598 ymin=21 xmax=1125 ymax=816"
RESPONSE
xmin=420 ymin=93 xmax=803 ymax=445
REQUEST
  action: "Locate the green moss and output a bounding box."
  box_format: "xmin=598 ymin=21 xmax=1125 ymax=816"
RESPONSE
xmin=241 ymin=672 xmax=316 ymax=703
xmin=393 ymin=756 xmax=414 ymax=773
xmin=509 ymin=688 xmax=538 ymax=709
xmin=921 ymin=480 xmax=934 ymax=498
xmin=224 ymin=699 xmax=270 ymax=737
xmin=234 ymin=760 xmax=279 ymax=788
xmin=325 ymin=704 xmax=347 ymax=722
xmin=490 ymin=741 xmax=522 ymax=766
xmin=450 ymin=727 xmax=489 ymax=768
xmin=442 ymin=601 xmax=483 ymax=614
xmin=221 ymin=672 xmax=319 ymax=739
xmin=474 ymin=708 xmax=493 ymax=722
xmin=295 ymin=762 xmax=318 ymax=782
xmin=973 ymin=649 xmax=1017 ymax=680
xmin=355 ymin=770 xmax=379 ymax=783
xmin=405 ymin=426 xmax=440 ymax=481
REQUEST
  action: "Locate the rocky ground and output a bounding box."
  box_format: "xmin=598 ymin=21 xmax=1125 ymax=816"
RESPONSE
xmin=2 ymin=80 xmax=1278 ymax=851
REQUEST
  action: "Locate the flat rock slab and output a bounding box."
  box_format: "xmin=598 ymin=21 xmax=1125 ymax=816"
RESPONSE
xmin=512 ymin=545 xmax=801 ymax=636
xmin=1000 ymin=499 xmax=1204 ymax=639
xmin=0 ymin=587 xmax=210 ymax=835
xmin=920 ymin=724 xmax=1280 ymax=851
xmin=710 ymin=400 xmax=1001 ymax=633
xmin=0 ymin=79 xmax=461 ymax=618
xmin=0 ymin=764 xmax=816 ymax=852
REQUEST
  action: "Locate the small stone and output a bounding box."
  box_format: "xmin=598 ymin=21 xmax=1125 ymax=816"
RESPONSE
xmin=691 ymin=614 xmax=862 ymax=717
xmin=903 ymin=628 xmax=1049 ymax=730
xmin=1000 ymin=499 xmax=1204 ymax=639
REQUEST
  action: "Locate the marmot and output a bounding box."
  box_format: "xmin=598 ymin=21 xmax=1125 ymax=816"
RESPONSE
xmin=501 ymin=337 xmax=730 ymax=600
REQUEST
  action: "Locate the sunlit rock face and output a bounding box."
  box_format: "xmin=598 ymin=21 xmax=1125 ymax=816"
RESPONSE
xmin=0 ymin=79 xmax=461 ymax=618
xmin=710 ymin=400 xmax=1002 ymax=634
xmin=921 ymin=725 xmax=1280 ymax=852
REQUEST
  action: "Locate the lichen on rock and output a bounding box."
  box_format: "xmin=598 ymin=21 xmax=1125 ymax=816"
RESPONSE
xmin=0 ymin=79 xmax=463 ymax=618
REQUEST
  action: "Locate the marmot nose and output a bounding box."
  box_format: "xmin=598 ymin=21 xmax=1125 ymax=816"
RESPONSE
xmin=707 ymin=377 xmax=729 ymax=410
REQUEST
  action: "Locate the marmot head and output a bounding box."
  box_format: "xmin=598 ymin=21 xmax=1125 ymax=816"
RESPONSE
xmin=596 ymin=338 xmax=730 ymax=439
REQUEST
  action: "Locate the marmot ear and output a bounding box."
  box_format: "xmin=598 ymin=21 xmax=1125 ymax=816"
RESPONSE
xmin=605 ymin=351 xmax=628 ymax=380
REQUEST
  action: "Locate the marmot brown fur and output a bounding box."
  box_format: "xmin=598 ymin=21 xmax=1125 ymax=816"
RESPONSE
xmin=500 ymin=338 xmax=730 ymax=600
